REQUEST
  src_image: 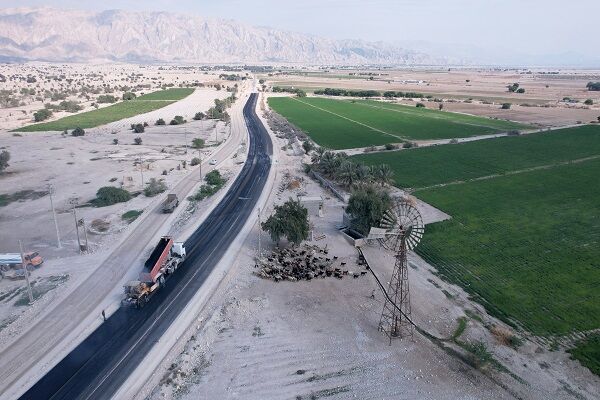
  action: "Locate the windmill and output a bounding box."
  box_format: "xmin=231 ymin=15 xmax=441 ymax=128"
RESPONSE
xmin=368 ymin=197 xmax=424 ymax=343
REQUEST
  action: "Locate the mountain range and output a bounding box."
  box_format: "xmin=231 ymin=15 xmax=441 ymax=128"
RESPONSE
xmin=0 ymin=7 xmax=448 ymax=65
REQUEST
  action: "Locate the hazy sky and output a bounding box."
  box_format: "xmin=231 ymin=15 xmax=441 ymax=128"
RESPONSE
xmin=2 ymin=0 xmax=598 ymax=57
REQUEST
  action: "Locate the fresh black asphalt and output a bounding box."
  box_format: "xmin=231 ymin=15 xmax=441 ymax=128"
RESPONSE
xmin=19 ymin=93 xmax=272 ymax=400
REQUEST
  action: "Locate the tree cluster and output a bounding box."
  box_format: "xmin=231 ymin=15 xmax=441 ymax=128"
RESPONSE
xmin=313 ymin=88 xmax=380 ymax=97
xmin=383 ymin=91 xmax=426 ymax=99
xmin=309 ymin=149 xmax=394 ymax=188
xmin=586 ymin=82 xmax=600 ymax=91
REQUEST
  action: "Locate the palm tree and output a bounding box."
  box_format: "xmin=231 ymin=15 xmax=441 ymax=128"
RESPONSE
xmin=355 ymin=163 xmax=372 ymax=183
xmin=311 ymin=147 xmax=326 ymax=164
xmin=319 ymin=151 xmax=338 ymax=176
xmin=374 ymin=164 xmax=394 ymax=186
xmin=337 ymin=160 xmax=358 ymax=187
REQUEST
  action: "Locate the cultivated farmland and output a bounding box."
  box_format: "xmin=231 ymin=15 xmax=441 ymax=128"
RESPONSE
xmin=353 ymin=125 xmax=600 ymax=189
xmin=268 ymin=97 xmax=529 ymax=149
xmin=415 ymin=158 xmax=600 ymax=337
xmin=15 ymin=88 xmax=194 ymax=131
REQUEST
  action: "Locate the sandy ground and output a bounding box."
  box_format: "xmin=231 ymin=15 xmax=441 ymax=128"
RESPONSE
xmin=266 ymin=68 xmax=600 ymax=126
xmin=0 ymin=63 xmax=239 ymax=131
xmin=135 ymin=96 xmax=600 ymax=400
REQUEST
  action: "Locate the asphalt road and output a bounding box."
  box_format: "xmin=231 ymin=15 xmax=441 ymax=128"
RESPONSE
xmin=19 ymin=93 xmax=272 ymax=400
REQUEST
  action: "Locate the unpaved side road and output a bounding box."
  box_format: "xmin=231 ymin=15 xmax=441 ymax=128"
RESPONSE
xmin=0 ymin=82 xmax=253 ymax=400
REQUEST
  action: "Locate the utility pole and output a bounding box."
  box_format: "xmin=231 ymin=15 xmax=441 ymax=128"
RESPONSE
xmin=19 ymin=240 xmax=34 ymax=304
xmin=71 ymin=201 xmax=82 ymax=254
xmin=47 ymin=184 xmax=61 ymax=248
xmin=184 ymin=129 xmax=188 ymax=154
xmin=80 ymin=218 xmax=89 ymax=252
xmin=198 ymin=150 xmax=202 ymax=181
xmin=138 ymin=157 xmax=144 ymax=189
xmin=257 ymin=207 xmax=261 ymax=258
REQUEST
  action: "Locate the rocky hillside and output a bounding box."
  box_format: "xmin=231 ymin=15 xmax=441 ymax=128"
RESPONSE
xmin=0 ymin=7 xmax=444 ymax=65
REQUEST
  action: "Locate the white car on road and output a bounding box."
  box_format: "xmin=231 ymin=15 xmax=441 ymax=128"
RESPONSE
xmin=209 ymin=159 xmax=217 ymax=165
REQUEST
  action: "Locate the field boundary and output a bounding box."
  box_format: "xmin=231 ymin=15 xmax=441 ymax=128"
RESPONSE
xmin=413 ymin=154 xmax=600 ymax=192
xmin=291 ymin=97 xmax=406 ymax=142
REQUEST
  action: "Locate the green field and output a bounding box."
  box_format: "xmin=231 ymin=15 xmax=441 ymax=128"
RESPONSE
xmin=268 ymin=97 xmax=529 ymax=149
xmin=135 ymin=88 xmax=194 ymax=100
xmin=15 ymin=88 xmax=194 ymax=132
xmin=353 ymin=125 xmax=600 ymax=189
xmin=415 ymin=159 xmax=600 ymax=336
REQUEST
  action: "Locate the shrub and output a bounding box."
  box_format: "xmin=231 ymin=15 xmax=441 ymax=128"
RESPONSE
xmin=384 ymin=143 xmax=397 ymax=151
xmin=71 ymin=127 xmax=85 ymax=136
xmin=97 ymin=94 xmax=118 ymax=104
xmin=134 ymin=137 xmax=142 ymax=145
xmin=192 ymin=138 xmax=205 ymax=149
xmin=193 ymin=112 xmax=206 ymax=120
xmin=156 ymin=118 xmax=166 ymax=126
xmin=122 ymin=92 xmax=136 ymax=100
xmin=170 ymin=115 xmax=186 ymax=125
xmin=584 ymin=99 xmax=594 ymax=105
xmin=190 ymin=157 xmax=201 ymax=166
xmin=144 ymin=178 xmax=167 ymax=197
xmin=416 ymin=102 xmax=425 ymax=108
xmin=402 ymin=142 xmax=416 ymax=149
xmin=122 ymin=210 xmax=143 ymax=223
xmin=33 ymin=108 xmax=52 ymax=122
xmin=205 ymin=170 xmax=225 ymax=186
xmin=113 ymin=138 xmax=119 ymax=145
xmin=501 ymin=103 xmax=511 ymax=109
xmin=94 ymin=186 xmax=131 ymax=206
xmin=133 ymin=123 xmax=145 ymax=133
xmin=516 ymin=88 xmax=525 ymax=93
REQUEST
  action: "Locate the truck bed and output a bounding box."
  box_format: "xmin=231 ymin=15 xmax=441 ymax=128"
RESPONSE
xmin=144 ymin=237 xmax=172 ymax=274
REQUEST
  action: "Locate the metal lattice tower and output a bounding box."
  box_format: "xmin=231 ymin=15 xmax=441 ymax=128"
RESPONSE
xmin=376 ymin=198 xmax=424 ymax=344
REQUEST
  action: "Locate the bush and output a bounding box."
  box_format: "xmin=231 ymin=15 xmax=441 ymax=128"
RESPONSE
xmin=586 ymin=82 xmax=600 ymax=91
xmin=156 ymin=118 xmax=166 ymax=126
xmin=97 ymin=94 xmax=118 ymax=104
xmin=143 ymin=178 xmax=167 ymax=197
xmin=190 ymin=157 xmax=201 ymax=166
xmin=33 ymin=108 xmax=52 ymax=122
xmin=193 ymin=112 xmax=206 ymax=120
xmin=384 ymin=143 xmax=397 ymax=151
xmin=205 ymin=170 xmax=225 ymax=186
xmin=501 ymin=103 xmax=512 ymax=109
xmin=170 ymin=115 xmax=186 ymax=125
xmin=122 ymin=210 xmax=143 ymax=223
xmin=516 ymin=88 xmax=525 ymax=94
xmin=123 ymin=92 xmax=136 ymax=100
xmin=584 ymin=99 xmax=594 ymax=105
xmin=416 ymin=102 xmax=425 ymax=108
xmin=94 ymin=186 xmax=131 ymax=206
xmin=192 ymin=138 xmax=205 ymax=149
xmin=133 ymin=123 xmax=145 ymax=133
xmin=113 ymin=138 xmax=119 ymax=145
xmin=134 ymin=137 xmax=142 ymax=145
xmin=71 ymin=127 xmax=85 ymax=136
xmin=402 ymin=142 xmax=416 ymax=149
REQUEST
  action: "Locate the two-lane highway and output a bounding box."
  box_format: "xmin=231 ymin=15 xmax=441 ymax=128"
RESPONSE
xmin=19 ymin=93 xmax=272 ymax=400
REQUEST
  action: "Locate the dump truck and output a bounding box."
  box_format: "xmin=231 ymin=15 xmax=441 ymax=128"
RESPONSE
xmin=162 ymin=193 xmax=179 ymax=213
xmin=0 ymin=252 xmax=43 ymax=271
xmin=123 ymin=236 xmax=186 ymax=307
